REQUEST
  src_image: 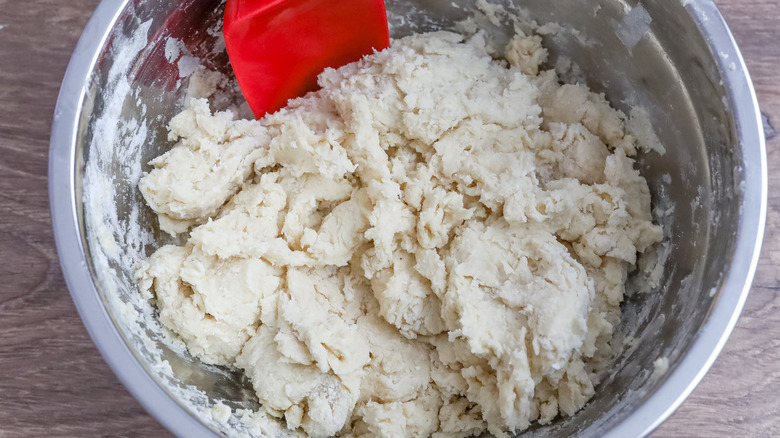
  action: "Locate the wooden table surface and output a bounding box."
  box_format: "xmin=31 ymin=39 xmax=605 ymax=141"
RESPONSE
xmin=0 ymin=1 xmax=777 ymax=437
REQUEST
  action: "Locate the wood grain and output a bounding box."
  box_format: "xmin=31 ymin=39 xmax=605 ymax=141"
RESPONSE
xmin=0 ymin=0 xmax=777 ymax=437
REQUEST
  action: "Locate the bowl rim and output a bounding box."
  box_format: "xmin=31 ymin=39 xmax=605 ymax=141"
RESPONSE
xmin=48 ymin=1 xmax=767 ymax=437
xmin=603 ymin=1 xmax=767 ymax=436
xmin=49 ymin=0 xmax=219 ymax=436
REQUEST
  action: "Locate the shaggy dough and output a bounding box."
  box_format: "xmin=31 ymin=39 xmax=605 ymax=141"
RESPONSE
xmin=137 ymin=30 xmax=663 ymax=438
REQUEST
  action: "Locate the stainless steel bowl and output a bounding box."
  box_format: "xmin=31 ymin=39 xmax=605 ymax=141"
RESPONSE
xmin=49 ymin=0 xmax=767 ymax=436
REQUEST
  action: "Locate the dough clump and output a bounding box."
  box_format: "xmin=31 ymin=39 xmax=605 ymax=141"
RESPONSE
xmin=137 ymin=30 xmax=662 ymax=437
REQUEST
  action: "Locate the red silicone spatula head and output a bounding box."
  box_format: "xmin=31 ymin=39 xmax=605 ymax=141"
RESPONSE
xmin=224 ymin=0 xmax=390 ymax=118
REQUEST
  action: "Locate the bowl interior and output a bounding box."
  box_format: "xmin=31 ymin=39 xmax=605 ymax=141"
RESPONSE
xmin=75 ymin=0 xmax=745 ymax=436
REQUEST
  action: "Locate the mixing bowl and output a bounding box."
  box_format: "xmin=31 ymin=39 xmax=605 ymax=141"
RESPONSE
xmin=49 ymin=0 xmax=766 ymax=436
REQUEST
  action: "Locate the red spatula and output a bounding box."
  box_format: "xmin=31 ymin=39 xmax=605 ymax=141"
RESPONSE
xmin=223 ymin=0 xmax=390 ymax=118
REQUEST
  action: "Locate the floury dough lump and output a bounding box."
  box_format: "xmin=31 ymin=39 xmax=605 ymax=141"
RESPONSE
xmin=136 ymin=29 xmax=663 ymax=437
